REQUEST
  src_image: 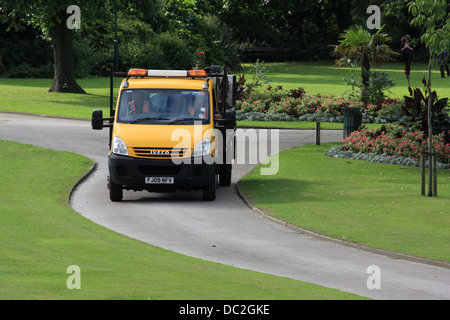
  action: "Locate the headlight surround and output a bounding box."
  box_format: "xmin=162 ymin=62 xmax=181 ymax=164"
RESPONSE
xmin=112 ymin=136 xmax=129 ymax=156
xmin=192 ymin=138 xmax=210 ymax=157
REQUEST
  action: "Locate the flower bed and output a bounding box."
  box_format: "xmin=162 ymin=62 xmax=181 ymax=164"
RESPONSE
xmin=237 ymin=85 xmax=450 ymax=166
xmin=236 ymin=86 xmax=404 ymax=123
xmin=340 ymin=125 xmax=450 ymax=164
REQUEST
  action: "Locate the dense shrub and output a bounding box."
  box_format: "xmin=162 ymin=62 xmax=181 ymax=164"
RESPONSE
xmin=1 ymin=26 xmax=54 ymax=78
xmin=365 ymin=98 xmax=404 ymax=118
xmin=344 ymin=71 xmax=396 ymax=104
xmin=8 ymin=62 xmax=53 ymax=78
xmin=195 ymin=15 xmax=243 ymax=70
xmin=401 ymin=85 xmax=450 ymax=135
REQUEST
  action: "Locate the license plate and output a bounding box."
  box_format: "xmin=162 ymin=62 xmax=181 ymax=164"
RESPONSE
xmin=145 ymin=177 xmax=174 ymax=184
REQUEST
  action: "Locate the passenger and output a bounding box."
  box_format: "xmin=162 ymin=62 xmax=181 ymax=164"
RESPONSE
xmin=187 ymin=94 xmax=208 ymax=119
xmin=129 ymin=91 xmax=150 ymax=114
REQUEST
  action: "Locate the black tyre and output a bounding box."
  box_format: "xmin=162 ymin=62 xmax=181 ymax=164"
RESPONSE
xmin=203 ymin=175 xmax=217 ymax=201
xmin=219 ymin=164 xmax=232 ymax=187
xmin=109 ymin=179 xmax=123 ymax=202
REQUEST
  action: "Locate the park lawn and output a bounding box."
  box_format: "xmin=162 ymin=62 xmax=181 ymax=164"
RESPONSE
xmin=0 ymin=78 xmax=113 ymax=119
xmin=238 ymin=143 xmax=450 ymax=263
xmin=1 ymin=61 xmax=448 ymax=121
xmin=0 ymin=139 xmax=364 ymax=300
xmin=243 ymin=60 xmax=450 ymax=99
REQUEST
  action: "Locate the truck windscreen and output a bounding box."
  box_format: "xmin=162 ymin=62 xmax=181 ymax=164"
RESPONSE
xmin=117 ymin=89 xmax=210 ymax=125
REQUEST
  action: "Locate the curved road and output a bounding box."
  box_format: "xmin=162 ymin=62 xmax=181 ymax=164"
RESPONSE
xmin=1 ymin=112 xmax=449 ymax=300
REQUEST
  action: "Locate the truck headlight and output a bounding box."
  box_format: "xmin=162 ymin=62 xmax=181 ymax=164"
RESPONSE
xmin=112 ymin=136 xmax=129 ymax=156
xmin=192 ymin=138 xmax=210 ymax=157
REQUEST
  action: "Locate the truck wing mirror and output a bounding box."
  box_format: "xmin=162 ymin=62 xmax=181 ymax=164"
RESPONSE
xmin=225 ymin=109 xmax=236 ymax=121
xmin=224 ymin=109 xmax=236 ymax=129
xmin=91 ymin=109 xmax=113 ymax=130
xmin=214 ymin=109 xmax=236 ymax=129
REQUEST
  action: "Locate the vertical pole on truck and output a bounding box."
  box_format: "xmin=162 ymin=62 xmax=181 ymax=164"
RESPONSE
xmin=222 ymin=67 xmax=228 ymax=113
xmin=109 ymin=63 xmax=114 ymax=147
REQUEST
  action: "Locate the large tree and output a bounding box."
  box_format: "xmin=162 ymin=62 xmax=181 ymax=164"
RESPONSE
xmin=48 ymin=5 xmax=85 ymax=93
xmin=1 ymin=0 xmax=103 ymax=93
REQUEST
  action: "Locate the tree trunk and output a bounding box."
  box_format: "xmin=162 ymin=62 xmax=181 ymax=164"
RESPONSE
xmin=48 ymin=11 xmax=85 ymax=94
xmin=360 ymin=54 xmax=371 ymax=105
xmin=427 ymin=55 xmax=434 ymax=197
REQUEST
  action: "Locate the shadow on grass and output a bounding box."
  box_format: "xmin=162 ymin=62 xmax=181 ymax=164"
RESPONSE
xmin=238 ymin=178 xmax=314 ymax=205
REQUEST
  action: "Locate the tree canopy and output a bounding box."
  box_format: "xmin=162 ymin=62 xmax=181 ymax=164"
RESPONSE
xmin=0 ymin=0 xmax=433 ymax=91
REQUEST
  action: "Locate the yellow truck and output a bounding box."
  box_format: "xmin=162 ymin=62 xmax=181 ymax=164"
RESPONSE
xmin=92 ymin=65 xmax=236 ymax=201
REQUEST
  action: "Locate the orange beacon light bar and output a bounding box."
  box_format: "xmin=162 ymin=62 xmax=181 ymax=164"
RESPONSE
xmin=127 ymin=69 xmax=208 ymax=78
xmin=187 ymin=70 xmax=208 ymax=77
xmin=127 ymin=69 xmax=148 ymax=77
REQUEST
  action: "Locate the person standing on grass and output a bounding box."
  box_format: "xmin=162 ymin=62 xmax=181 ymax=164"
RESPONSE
xmin=439 ymin=49 xmax=449 ymax=78
xmin=401 ymin=35 xmax=414 ymax=80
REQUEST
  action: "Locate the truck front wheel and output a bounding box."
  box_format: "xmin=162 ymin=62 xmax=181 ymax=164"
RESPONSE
xmin=203 ymin=174 xmax=217 ymax=201
xmin=219 ymin=164 xmax=232 ymax=186
xmin=109 ymin=178 xmax=123 ymax=202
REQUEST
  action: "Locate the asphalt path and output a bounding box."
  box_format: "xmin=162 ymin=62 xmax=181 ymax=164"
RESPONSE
xmin=1 ymin=112 xmax=449 ymax=300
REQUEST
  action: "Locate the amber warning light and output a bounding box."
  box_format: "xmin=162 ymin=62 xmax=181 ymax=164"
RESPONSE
xmin=127 ymin=69 xmax=147 ymax=77
xmin=187 ymin=70 xmax=208 ymax=77
xmin=127 ymin=69 xmax=208 ymax=78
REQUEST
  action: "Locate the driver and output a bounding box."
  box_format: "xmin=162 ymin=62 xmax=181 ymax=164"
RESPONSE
xmin=129 ymin=91 xmax=150 ymax=115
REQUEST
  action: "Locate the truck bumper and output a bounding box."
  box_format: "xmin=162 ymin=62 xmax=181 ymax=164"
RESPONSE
xmin=108 ymin=154 xmax=216 ymax=192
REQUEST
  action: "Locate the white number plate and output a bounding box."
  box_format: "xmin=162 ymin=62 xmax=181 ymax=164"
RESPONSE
xmin=145 ymin=177 xmax=174 ymax=184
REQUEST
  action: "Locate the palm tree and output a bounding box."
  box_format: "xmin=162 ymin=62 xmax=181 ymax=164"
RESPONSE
xmin=332 ymin=25 xmax=399 ymax=104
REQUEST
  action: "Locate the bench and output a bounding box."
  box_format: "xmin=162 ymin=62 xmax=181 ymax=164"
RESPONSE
xmin=245 ymin=47 xmax=293 ymax=62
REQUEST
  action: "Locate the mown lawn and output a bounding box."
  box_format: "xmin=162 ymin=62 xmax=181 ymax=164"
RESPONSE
xmin=0 ymin=78 xmax=113 ymax=119
xmin=238 ymin=143 xmax=450 ymax=263
xmin=242 ymin=60 xmax=450 ymax=99
xmin=0 ymin=140 xmax=364 ymax=299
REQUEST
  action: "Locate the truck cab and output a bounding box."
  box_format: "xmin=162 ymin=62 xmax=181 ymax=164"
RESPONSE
xmin=92 ymin=66 xmax=236 ymax=201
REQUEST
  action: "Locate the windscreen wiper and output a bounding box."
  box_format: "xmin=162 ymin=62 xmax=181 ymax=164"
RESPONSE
xmin=168 ymin=117 xmax=202 ymax=125
xmin=130 ymin=117 xmax=170 ymax=124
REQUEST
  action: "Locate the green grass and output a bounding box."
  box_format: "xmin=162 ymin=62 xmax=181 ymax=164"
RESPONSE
xmin=0 ymin=78 xmax=113 ymax=119
xmin=238 ymin=143 xmax=450 ymax=263
xmin=0 ymin=139 xmax=364 ymax=299
xmin=242 ymin=60 xmax=450 ymax=99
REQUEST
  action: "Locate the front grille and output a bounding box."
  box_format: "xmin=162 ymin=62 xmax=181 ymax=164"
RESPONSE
xmin=132 ymin=147 xmax=189 ymax=159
